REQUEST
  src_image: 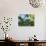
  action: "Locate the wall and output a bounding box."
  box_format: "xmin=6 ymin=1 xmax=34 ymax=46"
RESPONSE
xmin=0 ymin=0 xmax=46 ymax=40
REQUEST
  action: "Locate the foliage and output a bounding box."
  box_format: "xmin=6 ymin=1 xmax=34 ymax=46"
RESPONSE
xmin=18 ymin=14 xmax=35 ymax=26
